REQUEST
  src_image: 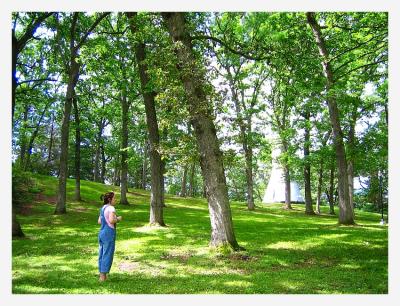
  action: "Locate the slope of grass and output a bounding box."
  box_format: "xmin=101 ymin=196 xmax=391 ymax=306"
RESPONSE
xmin=12 ymin=174 xmax=388 ymax=294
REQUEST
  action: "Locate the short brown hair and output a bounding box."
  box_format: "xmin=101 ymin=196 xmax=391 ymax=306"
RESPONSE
xmin=100 ymin=192 xmax=115 ymax=204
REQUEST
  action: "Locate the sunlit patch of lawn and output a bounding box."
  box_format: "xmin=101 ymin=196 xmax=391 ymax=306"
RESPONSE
xmin=12 ymin=174 xmax=388 ymax=294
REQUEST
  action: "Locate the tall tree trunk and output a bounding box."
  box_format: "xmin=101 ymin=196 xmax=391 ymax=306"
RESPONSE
xmin=229 ymin=78 xmax=255 ymax=210
xmin=100 ymin=143 xmax=106 ymax=183
xmin=188 ymin=162 xmax=195 ymax=197
xmin=93 ymin=120 xmax=104 ymax=182
xmin=162 ymin=12 xmax=240 ymax=250
xmin=180 ymin=165 xmax=188 ymax=197
xmin=316 ymin=159 xmax=324 ymax=214
xmin=55 ymin=13 xmax=80 ymax=215
xmin=303 ymin=111 xmax=315 ymax=215
xmin=347 ymin=106 xmax=357 ymax=210
xmin=306 ymin=12 xmax=354 ymax=224
xmin=127 ymin=12 xmax=164 ymax=224
xmin=281 ymin=141 xmax=292 ymax=209
xmin=72 ymin=96 xmax=81 ymax=201
xmin=328 ymin=158 xmax=335 ymax=215
xmin=120 ymin=92 xmax=130 ymax=205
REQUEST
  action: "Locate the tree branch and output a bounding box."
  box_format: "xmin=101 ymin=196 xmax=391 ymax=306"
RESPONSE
xmin=74 ymin=12 xmax=110 ymax=51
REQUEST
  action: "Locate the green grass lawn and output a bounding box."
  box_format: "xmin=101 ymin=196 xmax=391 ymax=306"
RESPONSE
xmin=12 ymin=174 xmax=388 ymax=294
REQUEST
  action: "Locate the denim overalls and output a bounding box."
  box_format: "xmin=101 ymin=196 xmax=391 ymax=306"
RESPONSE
xmin=98 ymin=205 xmax=116 ymax=273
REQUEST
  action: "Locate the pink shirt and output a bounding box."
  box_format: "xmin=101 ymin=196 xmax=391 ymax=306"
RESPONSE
xmin=102 ymin=205 xmax=116 ymax=229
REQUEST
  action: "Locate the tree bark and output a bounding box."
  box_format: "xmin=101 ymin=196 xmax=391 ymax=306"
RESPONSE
xmin=328 ymin=158 xmax=336 ymax=215
xmin=303 ymin=111 xmax=315 ymax=215
xmin=55 ymin=13 xmax=80 ymax=215
xmin=316 ymin=159 xmax=324 ymax=214
xmin=127 ymin=12 xmax=164 ymax=224
xmin=281 ymin=141 xmax=292 ymax=209
xmin=120 ymin=92 xmax=129 ymax=205
xmin=93 ymin=120 xmax=103 ymax=183
xmin=188 ymin=162 xmax=195 ymax=197
xmin=347 ymin=105 xmax=357 ymax=210
xmin=228 ymin=73 xmax=255 ymax=210
xmin=72 ymin=96 xmax=81 ymax=201
xmin=162 ymin=12 xmax=240 ymax=250
xmin=100 ymin=143 xmax=107 ymax=183
xmin=306 ymin=12 xmax=354 ymax=224
xmin=180 ymin=165 xmax=188 ymax=197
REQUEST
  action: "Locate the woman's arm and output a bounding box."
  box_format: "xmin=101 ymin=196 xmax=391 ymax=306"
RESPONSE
xmin=98 ymin=216 xmax=101 ymax=224
xmin=108 ymin=211 xmax=122 ymax=224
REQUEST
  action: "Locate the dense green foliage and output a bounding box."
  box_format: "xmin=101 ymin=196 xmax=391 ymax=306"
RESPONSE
xmin=13 ymin=174 xmax=387 ymax=293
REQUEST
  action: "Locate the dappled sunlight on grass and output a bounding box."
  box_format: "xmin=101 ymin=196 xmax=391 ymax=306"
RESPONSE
xmin=12 ymin=174 xmax=388 ymax=294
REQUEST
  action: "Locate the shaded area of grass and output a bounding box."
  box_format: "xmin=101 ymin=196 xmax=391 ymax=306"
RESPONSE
xmin=12 ymin=174 xmax=388 ymax=294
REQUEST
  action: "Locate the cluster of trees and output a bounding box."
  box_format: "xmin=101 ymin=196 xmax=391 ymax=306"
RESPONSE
xmin=12 ymin=12 xmax=388 ymax=249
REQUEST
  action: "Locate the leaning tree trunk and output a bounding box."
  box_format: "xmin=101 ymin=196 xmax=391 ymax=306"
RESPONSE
xmin=303 ymin=111 xmax=315 ymax=215
xmin=306 ymin=12 xmax=354 ymax=224
xmin=72 ymin=96 xmax=81 ymax=201
xmin=162 ymin=12 xmax=240 ymax=250
xmin=127 ymin=12 xmax=164 ymax=225
xmin=120 ymin=91 xmax=130 ymax=205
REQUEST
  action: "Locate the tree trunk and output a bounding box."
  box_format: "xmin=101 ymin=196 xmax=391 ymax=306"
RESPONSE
xmin=55 ymin=13 xmax=80 ymax=215
xmin=12 ymin=208 xmax=24 ymax=238
xmin=229 ymin=78 xmax=255 ymax=211
xmin=347 ymin=106 xmax=357 ymax=210
xmin=303 ymin=111 xmax=315 ymax=215
xmin=316 ymin=159 xmax=324 ymax=214
xmin=120 ymin=92 xmax=129 ymax=205
xmin=55 ymin=58 xmax=79 ymax=214
xmin=162 ymin=12 xmax=240 ymax=250
xmin=100 ymin=143 xmax=106 ymax=183
xmin=180 ymin=165 xmax=188 ymax=197
xmin=188 ymin=162 xmax=195 ymax=197
xmin=93 ymin=119 xmax=104 ymax=183
xmin=328 ymin=158 xmax=335 ymax=215
xmin=306 ymin=12 xmax=354 ymax=224
xmin=72 ymin=96 xmax=81 ymax=201
xmin=281 ymin=141 xmax=292 ymax=209
xmin=127 ymin=12 xmax=164 ymax=224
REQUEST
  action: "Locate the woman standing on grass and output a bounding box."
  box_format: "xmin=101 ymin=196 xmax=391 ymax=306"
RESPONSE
xmin=98 ymin=191 xmax=122 ymax=281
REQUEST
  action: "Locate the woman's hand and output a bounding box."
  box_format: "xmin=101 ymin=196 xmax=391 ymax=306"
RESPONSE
xmin=117 ymin=216 xmax=122 ymax=222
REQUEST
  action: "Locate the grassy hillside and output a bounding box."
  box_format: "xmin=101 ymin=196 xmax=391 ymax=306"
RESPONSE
xmin=12 ymin=174 xmax=388 ymax=294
